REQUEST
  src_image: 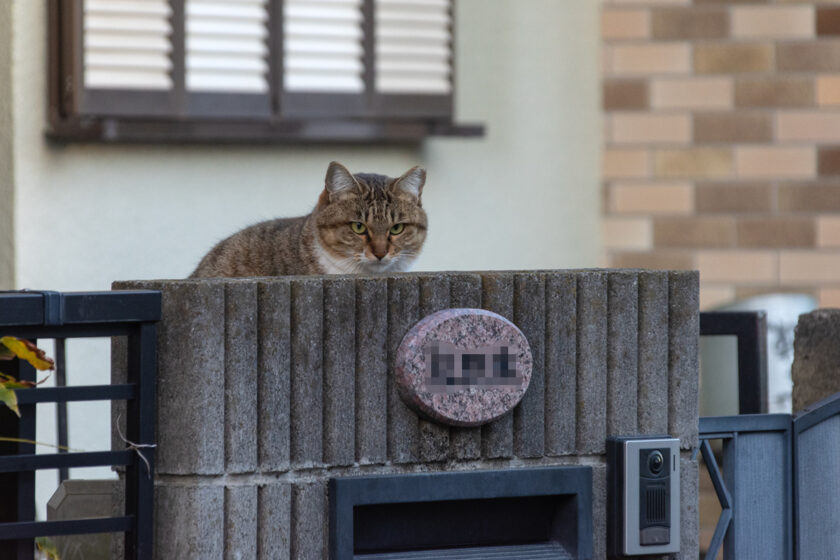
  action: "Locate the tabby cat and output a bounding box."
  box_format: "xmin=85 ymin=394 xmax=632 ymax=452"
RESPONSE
xmin=189 ymin=161 xmax=428 ymax=277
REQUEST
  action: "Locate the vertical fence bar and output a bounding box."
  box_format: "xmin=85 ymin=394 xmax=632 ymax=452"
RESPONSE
xmin=18 ymin=356 xmax=36 ymax=560
xmin=55 ymin=338 xmax=69 ymax=483
xmin=124 ymin=322 xmax=157 ymax=560
xmin=0 ymin=356 xmax=35 ymax=560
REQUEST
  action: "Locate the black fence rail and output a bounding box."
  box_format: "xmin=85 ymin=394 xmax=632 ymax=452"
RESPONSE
xmin=0 ymin=290 xmax=160 ymax=560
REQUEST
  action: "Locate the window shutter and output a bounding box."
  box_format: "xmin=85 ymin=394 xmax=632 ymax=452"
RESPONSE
xmin=375 ymin=0 xmax=451 ymax=95
xmin=372 ymin=0 xmax=452 ymax=118
xmin=77 ymin=0 xmax=177 ymax=116
xmin=75 ymin=0 xmax=272 ymax=118
xmin=52 ymin=0 xmax=473 ymax=141
xmin=280 ymin=0 xmax=367 ymax=117
xmin=83 ymin=0 xmax=173 ymax=90
xmin=185 ymin=0 xmax=270 ymax=93
xmin=184 ymin=0 xmax=272 ymax=117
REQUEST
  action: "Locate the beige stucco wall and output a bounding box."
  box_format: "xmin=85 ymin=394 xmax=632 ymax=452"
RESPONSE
xmin=8 ymin=0 xmax=601 ymax=515
xmin=11 ymin=0 xmax=601 ymax=291
xmin=0 ymin=1 xmax=13 ymax=290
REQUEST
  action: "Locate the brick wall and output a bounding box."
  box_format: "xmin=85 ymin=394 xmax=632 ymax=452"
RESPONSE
xmin=602 ymin=0 xmax=840 ymax=309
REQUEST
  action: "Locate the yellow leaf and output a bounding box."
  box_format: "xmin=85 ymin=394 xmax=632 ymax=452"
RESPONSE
xmin=0 ymin=336 xmax=55 ymax=371
xmin=36 ymin=536 xmax=60 ymax=560
xmin=0 ymin=384 xmax=21 ymax=417
xmin=0 ymin=372 xmax=36 ymax=389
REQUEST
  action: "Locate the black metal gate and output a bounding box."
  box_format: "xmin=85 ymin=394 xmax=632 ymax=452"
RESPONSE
xmin=699 ymin=392 xmax=840 ymax=560
xmin=0 ymin=290 xmax=160 ymax=560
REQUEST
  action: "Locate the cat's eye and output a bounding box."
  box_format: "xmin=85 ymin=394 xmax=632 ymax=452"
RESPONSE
xmin=389 ymin=223 xmax=405 ymax=235
xmin=350 ymin=222 xmax=367 ymax=234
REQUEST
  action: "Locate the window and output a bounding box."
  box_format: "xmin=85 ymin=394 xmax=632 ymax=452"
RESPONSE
xmin=48 ymin=0 xmax=482 ymax=143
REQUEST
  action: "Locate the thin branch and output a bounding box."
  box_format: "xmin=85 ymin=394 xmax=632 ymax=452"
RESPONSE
xmin=116 ymin=414 xmax=157 ymax=479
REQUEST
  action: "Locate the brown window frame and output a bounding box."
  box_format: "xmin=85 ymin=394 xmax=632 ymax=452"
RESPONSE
xmin=48 ymin=0 xmax=482 ymax=144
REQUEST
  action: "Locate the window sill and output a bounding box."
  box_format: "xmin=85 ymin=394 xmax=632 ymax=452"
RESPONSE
xmin=46 ymin=117 xmax=485 ymax=145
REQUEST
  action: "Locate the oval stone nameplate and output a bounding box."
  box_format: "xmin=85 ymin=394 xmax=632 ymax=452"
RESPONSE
xmin=395 ymin=308 xmax=533 ymax=427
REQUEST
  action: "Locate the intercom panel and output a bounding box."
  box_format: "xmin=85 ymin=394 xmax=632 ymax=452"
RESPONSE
xmin=608 ymin=436 xmax=680 ymax=556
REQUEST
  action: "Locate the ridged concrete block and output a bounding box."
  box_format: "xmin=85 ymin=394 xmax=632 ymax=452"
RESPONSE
xmin=258 ymin=281 xmax=291 ymax=472
xmin=292 ymin=482 xmax=327 ymax=560
xmin=513 ymin=273 xmax=545 ymax=457
xmin=480 ymin=273 xmax=515 ymax=459
xmin=259 ymin=483 xmax=291 ymax=560
xmin=449 ymin=273 xmax=483 ymax=460
xmin=792 ymin=309 xmax=840 ymax=412
xmin=680 ymin=453 xmax=699 ymax=560
xmin=607 ymin=272 xmax=638 ymax=437
xmin=290 ymin=278 xmax=324 ymax=466
xmin=637 ymin=271 xmax=669 ymax=435
xmin=157 ymin=282 xmax=225 ymax=474
xmin=668 ymin=271 xmax=700 ymax=449
xmin=225 ymin=282 xmax=258 ymax=473
xmin=355 ymin=278 xmax=388 ymax=464
xmin=545 ymin=272 xmax=576 ymax=456
xmin=387 ymin=276 xmax=420 ymax=464
xmin=418 ymin=275 xmax=451 ymax=462
xmin=323 ymin=278 xmax=356 ymax=466
xmin=155 ymin=485 xmax=223 ymax=559
xmin=576 ymin=272 xmax=608 ymax=455
xmin=225 ymin=485 xmax=257 ymax=560
xmin=513 ymin=273 xmax=546 ymax=458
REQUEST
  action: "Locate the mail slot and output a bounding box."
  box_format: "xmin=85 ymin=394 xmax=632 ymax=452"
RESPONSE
xmin=329 ymin=467 xmax=593 ymax=559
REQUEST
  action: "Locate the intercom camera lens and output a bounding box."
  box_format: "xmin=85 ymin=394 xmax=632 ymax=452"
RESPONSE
xmin=649 ymin=450 xmax=664 ymax=474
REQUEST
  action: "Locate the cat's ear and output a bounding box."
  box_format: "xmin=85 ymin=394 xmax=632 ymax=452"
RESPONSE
xmin=325 ymin=161 xmax=359 ymax=195
xmin=394 ymin=166 xmax=426 ymax=198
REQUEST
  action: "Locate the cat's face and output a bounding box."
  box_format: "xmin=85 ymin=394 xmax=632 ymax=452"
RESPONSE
xmin=314 ymin=162 xmax=427 ymax=274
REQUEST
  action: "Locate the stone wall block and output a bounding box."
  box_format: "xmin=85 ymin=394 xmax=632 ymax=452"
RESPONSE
xmin=576 ymin=272 xmax=608 ymax=455
xmin=323 ymin=278 xmax=356 ymax=466
xmin=513 ymin=272 xmax=546 ymax=458
xmin=668 ymin=271 xmax=700 ymax=449
xmin=258 ymin=482 xmax=291 ymax=560
xmin=418 ymin=275 xmax=451 ymax=462
xmin=155 ymin=281 xmax=225 ymax=474
xmin=607 ymin=271 xmax=639 ymax=438
xmin=449 ymin=273 xmax=483 ymax=460
xmin=225 ymin=485 xmax=257 ymax=560
xmin=792 ymin=309 xmax=840 ymax=412
xmin=155 ymin=484 xmax=223 ymax=559
xmin=291 ymin=481 xmax=327 ymax=560
xmin=387 ymin=276 xmax=421 ymax=463
xmin=355 ymin=278 xmax=388 ymax=464
xmin=225 ymin=281 xmax=259 ymax=473
xmin=257 ymin=280 xmax=291 ymax=472
xmin=545 ymin=272 xmax=577 ymax=456
xmin=637 ymin=271 xmax=669 ymax=435
xmin=290 ymin=278 xmax=324 ymax=466
xmin=480 ymin=272 xmax=515 ymax=458
xmin=680 ymin=453 xmax=699 ymax=560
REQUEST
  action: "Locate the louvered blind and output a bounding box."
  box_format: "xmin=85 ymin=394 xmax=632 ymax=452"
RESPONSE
xmin=185 ymin=0 xmax=270 ymax=93
xmin=283 ymin=0 xmax=365 ymax=93
xmin=374 ymin=0 xmax=451 ymax=94
xmin=59 ymin=0 xmax=467 ymax=140
xmin=83 ymin=0 xmax=173 ymax=90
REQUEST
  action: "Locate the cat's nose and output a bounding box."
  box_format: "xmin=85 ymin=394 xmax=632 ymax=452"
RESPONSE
xmin=371 ymin=240 xmax=388 ymax=260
